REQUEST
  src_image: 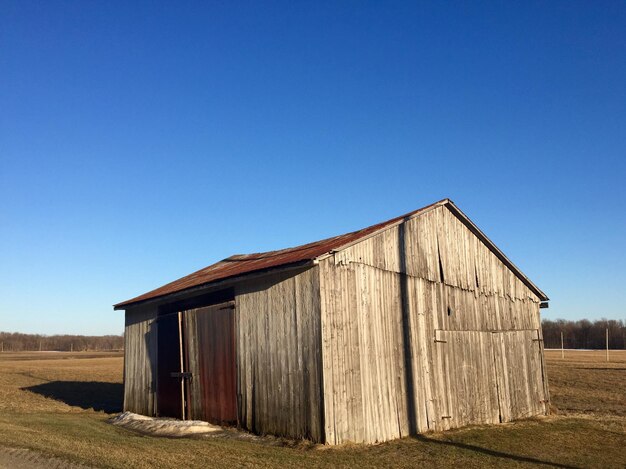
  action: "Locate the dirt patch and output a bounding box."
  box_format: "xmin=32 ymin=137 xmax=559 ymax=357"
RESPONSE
xmin=0 ymin=446 xmax=92 ymax=469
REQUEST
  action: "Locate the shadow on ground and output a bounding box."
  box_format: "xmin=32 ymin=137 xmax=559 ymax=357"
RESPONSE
xmin=23 ymin=381 xmax=123 ymax=413
xmin=412 ymin=435 xmax=577 ymax=468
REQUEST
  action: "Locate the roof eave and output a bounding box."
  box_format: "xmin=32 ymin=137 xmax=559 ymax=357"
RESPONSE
xmin=113 ymin=259 xmax=316 ymax=311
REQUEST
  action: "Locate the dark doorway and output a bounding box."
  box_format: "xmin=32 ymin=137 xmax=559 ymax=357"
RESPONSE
xmin=156 ymin=312 xmax=184 ymax=419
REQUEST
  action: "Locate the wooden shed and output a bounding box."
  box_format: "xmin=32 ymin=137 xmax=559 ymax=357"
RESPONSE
xmin=114 ymin=199 xmax=549 ymax=444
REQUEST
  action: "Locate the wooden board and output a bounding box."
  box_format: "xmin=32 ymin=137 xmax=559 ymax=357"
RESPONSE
xmin=492 ymin=329 xmax=548 ymax=421
xmin=434 ymin=330 xmax=500 ymax=429
xmin=123 ymin=306 xmax=157 ymax=416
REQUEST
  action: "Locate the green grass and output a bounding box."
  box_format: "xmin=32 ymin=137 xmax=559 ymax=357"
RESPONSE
xmin=0 ymin=351 xmax=625 ymax=468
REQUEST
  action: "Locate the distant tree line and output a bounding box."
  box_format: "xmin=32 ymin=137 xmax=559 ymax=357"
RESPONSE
xmin=3 ymin=320 xmax=625 ymax=351
xmin=542 ymin=319 xmax=626 ymax=349
xmin=0 ymin=332 xmax=124 ymax=352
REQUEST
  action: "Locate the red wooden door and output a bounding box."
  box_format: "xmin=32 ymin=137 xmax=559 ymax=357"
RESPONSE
xmin=185 ymin=303 xmax=237 ymax=425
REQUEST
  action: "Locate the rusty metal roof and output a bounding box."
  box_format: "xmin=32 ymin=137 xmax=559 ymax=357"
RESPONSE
xmin=114 ymin=199 xmax=547 ymax=309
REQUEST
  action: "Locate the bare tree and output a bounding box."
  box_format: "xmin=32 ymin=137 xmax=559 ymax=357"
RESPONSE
xmin=542 ymin=319 xmax=626 ymax=349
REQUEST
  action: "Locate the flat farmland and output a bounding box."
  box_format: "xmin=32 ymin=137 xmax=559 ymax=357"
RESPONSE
xmin=544 ymin=349 xmax=626 ymax=416
xmin=0 ymin=350 xmax=625 ymax=468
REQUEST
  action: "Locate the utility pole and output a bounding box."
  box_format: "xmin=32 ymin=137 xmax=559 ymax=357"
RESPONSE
xmin=606 ymin=327 xmax=609 ymax=362
xmin=561 ymin=331 xmax=564 ymax=359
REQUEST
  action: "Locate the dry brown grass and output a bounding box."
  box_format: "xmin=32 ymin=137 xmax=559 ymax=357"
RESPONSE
xmin=0 ymin=352 xmax=122 ymax=414
xmin=545 ymin=349 xmax=626 ymax=416
xmin=0 ymin=350 xmax=624 ymax=468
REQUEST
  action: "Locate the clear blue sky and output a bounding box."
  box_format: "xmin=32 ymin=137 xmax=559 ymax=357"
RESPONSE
xmin=1 ymin=1 xmax=624 ymax=335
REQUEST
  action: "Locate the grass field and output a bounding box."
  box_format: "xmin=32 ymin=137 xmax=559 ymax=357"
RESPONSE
xmin=0 ymin=350 xmax=625 ymax=468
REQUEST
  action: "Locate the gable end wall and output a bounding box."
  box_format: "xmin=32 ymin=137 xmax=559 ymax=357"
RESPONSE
xmin=319 ymin=205 xmax=548 ymax=444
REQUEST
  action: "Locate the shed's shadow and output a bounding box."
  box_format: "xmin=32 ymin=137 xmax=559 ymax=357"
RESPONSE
xmin=412 ymin=435 xmax=577 ymax=468
xmin=23 ymin=381 xmax=123 ymax=413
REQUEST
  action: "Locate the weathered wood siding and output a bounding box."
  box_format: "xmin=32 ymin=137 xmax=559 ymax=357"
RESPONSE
xmin=319 ymin=261 xmax=409 ymax=444
xmin=123 ymin=305 xmax=158 ymax=416
xmin=332 ymin=205 xmax=539 ymax=303
xmin=236 ymin=266 xmax=324 ymax=442
xmin=320 ymin=205 xmax=547 ymax=444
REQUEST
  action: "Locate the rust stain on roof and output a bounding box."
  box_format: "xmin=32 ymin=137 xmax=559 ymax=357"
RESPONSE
xmin=114 ymin=200 xmax=447 ymax=309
